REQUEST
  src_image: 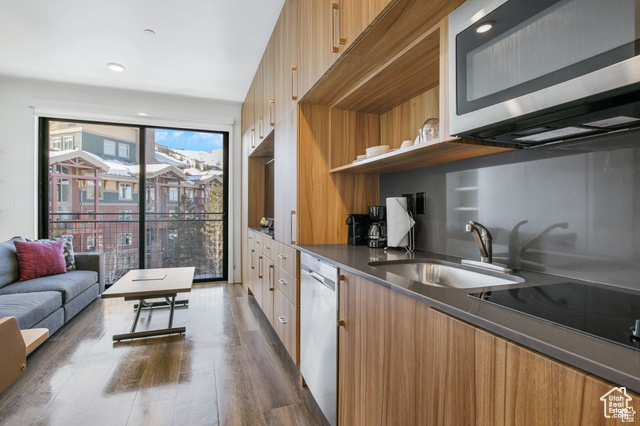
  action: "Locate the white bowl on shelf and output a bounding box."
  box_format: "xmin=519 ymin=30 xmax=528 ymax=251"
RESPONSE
xmin=365 ymin=145 xmax=390 ymax=158
xmin=400 ymin=140 xmax=413 ymax=149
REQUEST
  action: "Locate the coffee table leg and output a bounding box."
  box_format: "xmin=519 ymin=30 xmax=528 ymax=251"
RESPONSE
xmin=168 ymin=296 xmax=176 ymax=328
xmin=131 ymin=300 xmax=143 ymax=332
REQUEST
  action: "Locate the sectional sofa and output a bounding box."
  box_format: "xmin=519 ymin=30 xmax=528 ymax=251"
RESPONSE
xmin=0 ymin=237 xmax=104 ymax=335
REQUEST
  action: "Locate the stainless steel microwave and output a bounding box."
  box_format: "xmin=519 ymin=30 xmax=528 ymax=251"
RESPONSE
xmin=449 ymin=0 xmax=640 ymax=147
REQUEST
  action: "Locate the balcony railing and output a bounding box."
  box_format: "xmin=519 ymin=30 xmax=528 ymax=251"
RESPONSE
xmin=49 ymin=212 xmax=225 ymax=284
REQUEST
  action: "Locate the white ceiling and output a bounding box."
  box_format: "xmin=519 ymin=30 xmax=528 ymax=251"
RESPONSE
xmin=0 ymin=0 xmax=285 ymax=103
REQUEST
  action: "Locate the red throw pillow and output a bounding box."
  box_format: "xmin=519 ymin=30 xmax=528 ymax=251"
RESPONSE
xmin=14 ymin=240 xmax=67 ymax=281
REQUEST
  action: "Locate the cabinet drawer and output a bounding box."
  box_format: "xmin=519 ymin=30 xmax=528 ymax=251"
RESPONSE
xmin=274 ymin=286 xmax=298 ymax=364
xmin=274 ymin=266 xmax=298 ymax=307
xmin=275 ymin=243 xmax=299 ymax=278
xmin=262 ymin=234 xmax=275 ymax=260
xmin=254 ymin=232 xmax=263 ymax=252
xmin=247 ymin=229 xmax=256 ymax=249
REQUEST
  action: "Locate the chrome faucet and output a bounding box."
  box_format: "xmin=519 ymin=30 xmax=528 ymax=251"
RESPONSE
xmin=465 ymin=221 xmax=493 ymax=263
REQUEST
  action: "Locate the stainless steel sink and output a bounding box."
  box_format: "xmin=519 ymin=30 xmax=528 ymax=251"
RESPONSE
xmin=368 ymin=259 xmax=525 ymax=289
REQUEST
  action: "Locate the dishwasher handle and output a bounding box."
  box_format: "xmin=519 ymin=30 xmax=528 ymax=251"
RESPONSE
xmin=309 ymin=271 xmax=327 ymax=285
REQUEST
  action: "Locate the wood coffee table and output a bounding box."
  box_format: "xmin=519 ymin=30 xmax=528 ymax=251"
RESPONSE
xmin=102 ymin=267 xmax=195 ymax=341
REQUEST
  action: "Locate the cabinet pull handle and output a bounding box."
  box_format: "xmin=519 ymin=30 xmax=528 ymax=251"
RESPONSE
xmin=338 ymin=320 xmax=346 ymax=327
xmin=250 ymin=128 xmax=255 ymax=149
xmin=259 ymin=116 xmax=264 ymax=139
xmin=269 ymin=264 xmax=274 ymax=290
xmin=291 ymin=66 xmax=298 ymax=100
xmin=258 ymin=256 xmax=263 ymax=278
xmin=290 ymin=210 xmax=297 ymax=245
xmin=331 ymin=3 xmax=340 ymax=53
xmin=269 ymin=99 xmax=275 ymax=126
xmin=278 ymin=279 xmax=286 ymax=286
xmin=338 ymin=0 xmax=345 ymax=45
xmin=278 ymin=254 xmax=286 ymax=260
xmin=251 ymin=249 xmax=255 ymax=269
xmin=278 ymin=316 xmax=287 ymax=324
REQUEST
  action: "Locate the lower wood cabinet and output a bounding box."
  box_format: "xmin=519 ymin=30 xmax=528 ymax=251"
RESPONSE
xmin=273 ymin=286 xmax=299 ymax=363
xmin=338 ymin=270 xmax=640 ymax=425
xmin=243 ymin=228 xmax=300 ymax=364
xmin=261 ymin=256 xmax=275 ymax=326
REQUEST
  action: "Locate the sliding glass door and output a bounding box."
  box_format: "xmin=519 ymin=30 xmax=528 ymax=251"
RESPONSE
xmin=40 ymin=119 xmax=228 ymax=284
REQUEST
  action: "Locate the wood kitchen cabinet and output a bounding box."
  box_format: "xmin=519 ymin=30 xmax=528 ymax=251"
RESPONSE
xmin=339 ymin=0 xmax=397 ymax=51
xmin=275 ymin=0 xmax=298 ymax=121
xmin=261 ymin=255 xmax=275 ymax=326
xmin=262 ymin=33 xmax=276 ymax=138
xmin=298 ymin=0 xmax=340 ymax=98
xmin=243 ymin=229 xmax=300 ymax=364
xmin=274 ymin=108 xmax=297 ymax=245
xmin=338 ymin=271 xmax=640 ymax=425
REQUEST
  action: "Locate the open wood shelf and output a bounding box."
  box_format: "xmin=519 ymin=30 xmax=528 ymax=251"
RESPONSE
xmin=329 ymin=137 xmax=515 ymax=175
xmin=331 ymin=26 xmax=441 ymax=114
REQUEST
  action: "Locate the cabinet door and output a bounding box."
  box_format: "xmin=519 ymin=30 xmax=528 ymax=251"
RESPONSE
xmin=504 ymin=342 xmax=586 ymax=425
xmin=245 ymin=81 xmax=257 ymax=154
xmin=254 ymin=59 xmax=265 ymax=148
xmin=252 ymin=253 xmax=263 ymax=307
xmin=241 ymin=79 xmax=255 ymax=135
xmin=275 ymin=0 xmax=298 ymax=121
xmin=417 ymin=307 xmax=507 ymax=426
xmin=338 ymin=270 xmax=387 ymax=426
xmin=274 ymin=108 xmax=298 ymax=245
xmin=262 ymin=33 xmax=276 ymax=138
xmin=298 ymin=0 xmax=340 ymax=98
xmin=261 ymin=257 xmax=275 ymax=325
xmin=273 ymin=285 xmax=298 ymax=363
xmin=339 ymin=0 xmax=396 ymax=51
xmin=581 ymin=375 xmax=640 ymax=425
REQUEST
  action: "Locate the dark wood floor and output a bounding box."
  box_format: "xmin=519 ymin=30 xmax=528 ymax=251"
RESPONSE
xmin=0 ymin=283 xmax=327 ymax=426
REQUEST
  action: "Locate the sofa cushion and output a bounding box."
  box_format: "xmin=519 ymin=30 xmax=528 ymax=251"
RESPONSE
xmin=0 ymin=291 xmax=62 ymax=329
xmin=0 ymin=270 xmax=98 ymax=304
xmin=27 ymin=235 xmax=76 ymax=271
xmin=0 ymin=237 xmax=25 ymax=289
xmin=15 ymin=240 xmax=67 ymax=281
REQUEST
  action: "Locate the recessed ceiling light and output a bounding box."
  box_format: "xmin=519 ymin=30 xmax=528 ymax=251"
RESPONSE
xmin=107 ymin=62 xmax=126 ymax=72
xmin=138 ymin=113 xmax=148 ymax=116
xmin=476 ymin=21 xmax=494 ymax=33
xmin=144 ymin=29 xmax=156 ymax=36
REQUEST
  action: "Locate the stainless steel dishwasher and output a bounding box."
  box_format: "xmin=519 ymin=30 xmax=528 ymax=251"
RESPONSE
xmin=300 ymin=253 xmax=337 ymax=426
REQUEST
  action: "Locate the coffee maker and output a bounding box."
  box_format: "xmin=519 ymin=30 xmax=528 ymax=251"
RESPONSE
xmin=346 ymin=214 xmax=371 ymax=245
xmin=367 ymin=206 xmax=387 ymax=248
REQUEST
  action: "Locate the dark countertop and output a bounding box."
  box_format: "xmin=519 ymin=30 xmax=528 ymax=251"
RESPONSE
xmin=248 ymin=227 xmax=274 ymax=238
xmin=296 ymin=244 xmax=640 ymax=392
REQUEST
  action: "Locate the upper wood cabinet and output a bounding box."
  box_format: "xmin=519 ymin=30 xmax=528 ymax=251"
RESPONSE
xmin=262 ymin=33 xmax=276 ymax=139
xmin=275 ymin=0 xmax=298 ymax=121
xmin=298 ymin=0 xmax=340 ymax=98
xmin=339 ymin=0 xmax=397 ymax=51
xmin=243 ymin=81 xmax=256 ymax=146
xmin=241 ymin=81 xmax=254 ymax=135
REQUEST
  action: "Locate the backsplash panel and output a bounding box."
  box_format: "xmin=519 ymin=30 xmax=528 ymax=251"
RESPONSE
xmin=379 ymin=139 xmax=640 ymax=290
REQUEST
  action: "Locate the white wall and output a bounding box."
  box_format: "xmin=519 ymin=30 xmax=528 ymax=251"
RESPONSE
xmin=0 ymin=76 xmax=243 ymax=283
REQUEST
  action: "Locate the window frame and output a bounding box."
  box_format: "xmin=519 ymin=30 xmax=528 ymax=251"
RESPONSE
xmin=118 ymin=143 xmax=130 ymax=158
xmin=51 ymin=136 xmax=62 ymax=151
xmin=119 ymin=183 xmax=133 ymax=200
xmin=63 ymin=136 xmax=74 ymax=150
xmin=103 ymin=140 xmax=116 ymax=156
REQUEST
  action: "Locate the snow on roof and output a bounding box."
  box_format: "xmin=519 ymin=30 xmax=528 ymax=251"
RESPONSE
xmin=49 ymin=149 xmax=110 ymax=172
xmin=155 ymin=151 xmax=189 ymax=168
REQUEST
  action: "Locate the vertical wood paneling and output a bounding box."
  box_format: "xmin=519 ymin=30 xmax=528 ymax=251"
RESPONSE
xmin=297 ymin=103 xmax=378 ymax=245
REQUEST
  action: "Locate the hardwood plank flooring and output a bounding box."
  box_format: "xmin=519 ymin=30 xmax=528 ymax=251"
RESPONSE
xmin=0 ymin=283 xmax=327 ymax=426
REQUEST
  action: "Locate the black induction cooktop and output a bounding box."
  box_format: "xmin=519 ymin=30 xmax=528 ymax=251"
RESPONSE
xmin=470 ymin=282 xmax=640 ymax=351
